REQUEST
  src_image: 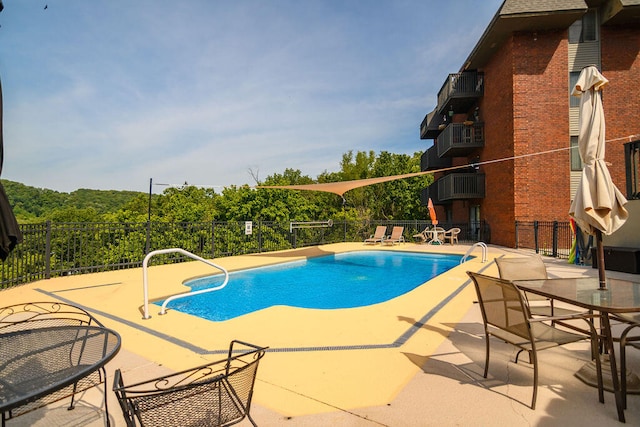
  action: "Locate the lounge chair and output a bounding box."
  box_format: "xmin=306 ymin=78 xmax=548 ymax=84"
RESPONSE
xmin=364 ymin=226 xmax=387 ymax=244
xmin=113 ymin=340 xmax=267 ymax=427
xmin=382 ymin=226 xmax=405 ymax=245
xmin=466 ymin=272 xmax=601 ymax=410
xmin=443 ymin=227 xmax=460 ymax=245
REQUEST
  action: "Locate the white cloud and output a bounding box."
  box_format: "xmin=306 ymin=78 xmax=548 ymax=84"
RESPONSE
xmin=0 ymin=0 xmax=503 ymax=193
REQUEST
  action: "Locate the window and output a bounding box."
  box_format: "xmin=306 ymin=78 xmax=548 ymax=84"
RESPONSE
xmin=571 ymin=136 xmax=582 ymax=171
xmin=569 ymin=72 xmax=581 ymax=108
xmin=625 ymin=140 xmax=640 ymax=200
xmin=569 ymin=10 xmax=598 ymax=43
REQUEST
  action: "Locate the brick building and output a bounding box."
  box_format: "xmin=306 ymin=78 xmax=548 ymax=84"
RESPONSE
xmin=419 ymin=0 xmax=640 ymax=248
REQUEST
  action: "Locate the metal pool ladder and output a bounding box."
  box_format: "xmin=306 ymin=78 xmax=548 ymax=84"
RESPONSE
xmin=461 ymin=242 xmax=488 ymax=264
xmin=142 ymin=248 xmax=229 ymax=319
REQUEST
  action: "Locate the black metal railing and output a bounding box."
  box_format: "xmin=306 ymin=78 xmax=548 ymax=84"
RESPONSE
xmin=1 ymin=219 xmax=488 ymax=289
xmin=436 ymin=71 xmax=484 ymax=115
xmin=515 ymin=220 xmax=589 ymax=262
xmin=420 ymin=107 xmax=445 ymax=140
xmin=437 ymin=173 xmax=486 ymax=201
xmin=421 ymin=145 xmax=451 ymax=171
xmin=436 ymin=122 xmax=484 ymax=157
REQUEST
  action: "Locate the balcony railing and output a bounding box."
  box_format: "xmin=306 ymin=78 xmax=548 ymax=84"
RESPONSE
xmin=436 ymin=71 xmax=484 ymax=116
xmin=420 ymin=185 xmax=442 ymax=206
xmin=420 ymin=108 xmax=445 ymax=140
xmin=436 ymin=122 xmax=484 ymax=157
xmin=421 ymin=145 xmax=452 ymax=171
xmin=437 ymin=173 xmax=485 ymax=201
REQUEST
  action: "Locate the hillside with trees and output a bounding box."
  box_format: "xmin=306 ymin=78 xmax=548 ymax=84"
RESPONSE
xmin=3 ymin=150 xmax=433 ymax=224
xmin=2 ymin=180 xmax=143 ymax=222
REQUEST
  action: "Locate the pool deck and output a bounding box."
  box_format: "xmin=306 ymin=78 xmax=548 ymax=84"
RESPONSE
xmin=2 ymin=242 xmax=639 ymax=426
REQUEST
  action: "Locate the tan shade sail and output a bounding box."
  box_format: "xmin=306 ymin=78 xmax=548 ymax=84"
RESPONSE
xmin=568 ymin=65 xmax=628 ymax=236
xmin=257 ymin=170 xmax=431 ymax=197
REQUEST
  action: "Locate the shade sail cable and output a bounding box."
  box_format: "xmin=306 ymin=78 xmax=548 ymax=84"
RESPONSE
xmin=256 ymin=133 xmax=640 ymax=197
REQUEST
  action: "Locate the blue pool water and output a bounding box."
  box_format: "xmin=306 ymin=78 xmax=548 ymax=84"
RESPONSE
xmin=158 ymin=251 xmax=462 ymax=321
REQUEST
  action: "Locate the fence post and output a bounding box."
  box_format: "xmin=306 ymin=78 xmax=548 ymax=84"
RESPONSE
xmin=211 ymin=220 xmax=215 ymax=258
xmin=515 ymin=221 xmax=519 ymax=249
xmin=45 ymin=220 xmax=52 ymax=279
xmin=533 ymin=221 xmax=539 ymax=254
xmin=145 ymin=221 xmax=151 ymax=255
xmin=552 ymin=221 xmax=559 ymax=258
xmin=292 ymin=227 xmax=297 ymax=249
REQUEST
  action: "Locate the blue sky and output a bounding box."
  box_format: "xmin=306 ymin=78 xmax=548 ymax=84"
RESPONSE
xmin=0 ymin=0 xmax=502 ymax=193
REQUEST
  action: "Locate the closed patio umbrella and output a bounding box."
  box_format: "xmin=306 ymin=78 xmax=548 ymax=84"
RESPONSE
xmin=568 ymin=65 xmax=628 ymax=289
xmin=0 ymin=76 xmax=23 ymax=261
xmin=427 ymin=198 xmax=438 ymax=226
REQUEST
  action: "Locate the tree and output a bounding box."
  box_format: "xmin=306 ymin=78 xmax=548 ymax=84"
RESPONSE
xmin=5 ymin=149 xmax=433 ymax=224
xmin=154 ymin=186 xmax=217 ymax=222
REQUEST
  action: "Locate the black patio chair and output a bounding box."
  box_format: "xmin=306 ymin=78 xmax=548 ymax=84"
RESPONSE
xmin=113 ymin=340 xmax=267 ymax=427
xmin=0 ymin=301 xmax=119 ymax=425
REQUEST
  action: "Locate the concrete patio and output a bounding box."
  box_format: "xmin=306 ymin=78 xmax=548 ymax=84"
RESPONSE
xmin=2 ymin=244 xmax=639 ymax=426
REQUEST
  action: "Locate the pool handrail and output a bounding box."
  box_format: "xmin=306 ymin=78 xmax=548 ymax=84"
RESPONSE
xmin=142 ymin=248 xmax=229 ymax=319
xmin=461 ymin=242 xmax=488 ymax=264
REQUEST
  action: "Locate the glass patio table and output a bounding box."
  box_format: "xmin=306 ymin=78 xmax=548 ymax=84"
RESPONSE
xmin=0 ymin=324 xmax=121 ymax=426
xmin=514 ymin=277 xmax=640 ymax=423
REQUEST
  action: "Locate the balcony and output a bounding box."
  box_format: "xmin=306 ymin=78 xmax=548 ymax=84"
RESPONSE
xmin=420 ymin=108 xmax=445 ymax=139
xmin=436 ymin=71 xmax=484 ymax=117
xmin=421 ymin=185 xmax=444 ymax=206
xmin=420 ymin=71 xmax=484 ymax=140
xmin=437 ymin=173 xmax=485 ymax=201
xmin=421 ymin=145 xmax=452 ymax=171
xmin=437 ymin=122 xmax=484 ymax=157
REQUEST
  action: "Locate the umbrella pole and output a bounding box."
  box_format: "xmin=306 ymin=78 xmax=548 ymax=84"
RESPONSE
xmin=595 ymin=229 xmax=607 ymax=290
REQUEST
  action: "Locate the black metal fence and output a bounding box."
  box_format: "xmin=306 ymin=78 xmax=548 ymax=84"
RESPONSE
xmin=515 ymin=220 xmax=590 ymax=263
xmin=0 ymin=219 xmax=489 ymax=289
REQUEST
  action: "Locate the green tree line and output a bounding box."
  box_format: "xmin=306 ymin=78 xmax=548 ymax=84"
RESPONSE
xmin=3 ymin=150 xmax=433 ymax=224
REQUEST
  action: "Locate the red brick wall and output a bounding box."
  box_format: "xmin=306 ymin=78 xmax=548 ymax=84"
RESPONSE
xmin=475 ymin=30 xmax=571 ymax=247
xmin=511 ymin=29 xmax=570 ymax=223
xmin=601 ymin=25 xmax=640 ymax=191
xmin=447 ymin=24 xmax=639 ymax=248
xmin=479 ymin=36 xmax=516 ymax=246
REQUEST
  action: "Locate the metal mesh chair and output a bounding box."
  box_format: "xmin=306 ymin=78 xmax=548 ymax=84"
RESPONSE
xmin=495 ymin=255 xmax=583 ymax=320
xmin=0 ymin=302 xmax=118 ymax=425
xmin=113 ymin=340 xmax=267 ymax=427
xmin=466 ymin=272 xmax=602 ymax=409
xmin=614 ymin=313 xmax=640 ymax=409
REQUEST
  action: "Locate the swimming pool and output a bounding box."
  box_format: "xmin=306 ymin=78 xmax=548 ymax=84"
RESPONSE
xmin=158 ymin=250 xmax=463 ymax=321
